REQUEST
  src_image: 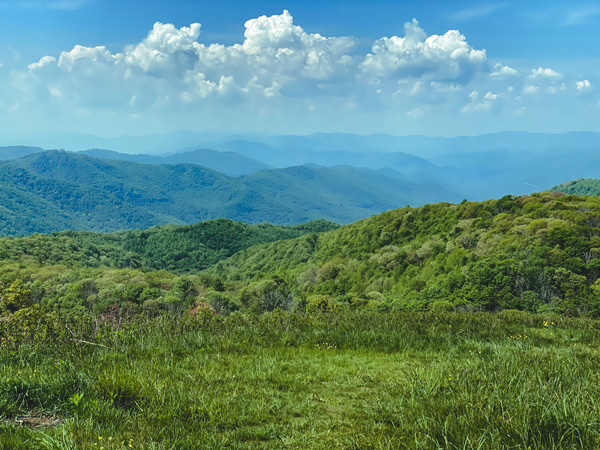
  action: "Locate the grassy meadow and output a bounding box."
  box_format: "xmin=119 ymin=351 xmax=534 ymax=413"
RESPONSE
xmin=2 ymin=311 xmax=600 ymax=449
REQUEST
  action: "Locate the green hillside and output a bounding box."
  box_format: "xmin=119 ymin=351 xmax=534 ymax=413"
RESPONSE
xmin=0 ymin=218 xmax=337 ymax=272
xmin=550 ymin=178 xmax=600 ymax=196
xmin=0 ymin=151 xmax=459 ymax=235
xmin=210 ymin=191 xmax=600 ymax=315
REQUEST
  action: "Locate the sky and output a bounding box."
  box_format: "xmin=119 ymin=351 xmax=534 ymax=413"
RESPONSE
xmin=0 ymin=0 xmax=599 ymax=140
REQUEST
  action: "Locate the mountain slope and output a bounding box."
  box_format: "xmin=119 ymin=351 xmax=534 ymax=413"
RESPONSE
xmin=210 ymin=192 xmax=600 ymax=314
xmin=0 ymin=151 xmax=459 ymax=235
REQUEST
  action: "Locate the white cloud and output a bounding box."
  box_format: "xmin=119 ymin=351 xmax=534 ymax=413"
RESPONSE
xmin=461 ymin=90 xmax=499 ymax=112
xmin=28 ymin=55 xmax=56 ymax=70
xmin=490 ymin=63 xmax=518 ymax=79
xmin=5 ymin=11 xmax=599 ymax=136
xmin=58 ymin=45 xmax=118 ymax=71
xmin=523 ymin=84 xmax=539 ymax=95
xmin=576 ymin=79 xmax=594 ymax=94
xmin=529 ymin=67 xmax=563 ymax=80
xmin=24 ymin=10 xmax=357 ymax=107
xmin=360 ymin=19 xmax=487 ymax=83
xmin=124 ymin=22 xmax=202 ymax=74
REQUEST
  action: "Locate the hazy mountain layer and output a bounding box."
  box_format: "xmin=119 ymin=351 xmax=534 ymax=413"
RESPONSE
xmin=80 ymin=148 xmax=271 ymax=176
xmin=0 ymin=146 xmax=47 ymax=160
xmin=0 ymin=151 xmax=459 ymax=235
xmin=13 ymin=130 xmax=600 ymax=156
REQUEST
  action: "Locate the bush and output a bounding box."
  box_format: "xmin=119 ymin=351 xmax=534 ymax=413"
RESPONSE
xmin=429 ymin=300 xmax=455 ymax=313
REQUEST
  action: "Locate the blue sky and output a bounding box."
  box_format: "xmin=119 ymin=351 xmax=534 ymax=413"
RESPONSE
xmin=0 ymin=0 xmax=599 ymax=140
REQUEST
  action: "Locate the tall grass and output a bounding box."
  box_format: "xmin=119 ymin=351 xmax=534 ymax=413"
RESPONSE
xmin=1 ymin=311 xmax=600 ymax=449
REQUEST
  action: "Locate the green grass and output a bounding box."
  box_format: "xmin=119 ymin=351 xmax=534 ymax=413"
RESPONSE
xmin=2 ymin=311 xmax=600 ymax=449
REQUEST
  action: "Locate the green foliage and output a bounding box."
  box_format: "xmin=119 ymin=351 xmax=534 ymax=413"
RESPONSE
xmin=0 ymin=217 xmax=338 ymax=272
xmin=0 ymin=280 xmax=31 ymax=313
xmin=550 ymin=178 xmax=600 ymax=196
xmin=429 ymin=300 xmax=455 ymax=312
xmin=4 ymin=192 xmax=600 ymax=322
xmin=211 ymin=192 xmax=600 ymax=316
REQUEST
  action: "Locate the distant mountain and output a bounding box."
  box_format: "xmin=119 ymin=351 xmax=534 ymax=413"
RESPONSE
xmin=209 ymin=139 xmax=434 ymax=174
xmin=0 ymin=146 xmax=47 ymax=160
xmin=10 ymin=130 xmax=600 ymax=158
xmin=6 ymin=131 xmax=600 ymax=204
xmin=425 ymin=147 xmax=600 ymax=201
xmin=550 ymin=179 xmax=600 ymax=196
xmin=0 ymin=151 xmax=460 ymax=236
xmin=80 ymin=148 xmax=270 ymax=176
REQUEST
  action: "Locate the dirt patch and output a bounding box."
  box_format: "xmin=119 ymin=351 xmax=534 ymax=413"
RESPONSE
xmin=5 ymin=416 xmax=63 ymax=429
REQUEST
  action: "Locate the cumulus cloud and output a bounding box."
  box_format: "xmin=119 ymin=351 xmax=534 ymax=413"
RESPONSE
xmin=24 ymin=10 xmax=357 ymax=106
xmin=124 ymin=22 xmax=202 ymax=74
xmin=360 ymin=19 xmax=487 ymax=83
xmin=461 ymin=90 xmax=499 ymax=112
xmin=5 ymin=10 xmax=598 ymax=136
xmin=576 ymin=79 xmax=594 ymax=94
xmin=529 ymin=67 xmax=563 ymax=80
xmin=28 ymin=55 xmax=56 ymax=70
xmin=490 ymin=63 xmax=518 ymax=79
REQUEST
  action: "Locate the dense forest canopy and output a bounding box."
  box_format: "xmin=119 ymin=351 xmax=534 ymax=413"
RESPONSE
xmin=210 ymin=191 xmax=600 ymax=315
xmin=3 ymin=192 xmax=600 ymax=318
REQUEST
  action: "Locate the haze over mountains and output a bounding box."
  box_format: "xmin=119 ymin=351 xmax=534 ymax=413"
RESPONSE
xmin=0 ymin=150 xmax=458 ymax=236
xmin=2 ymin=131 xmax=600 ymax=236
xmin=13 ymin=130 xmax=600 ymax=157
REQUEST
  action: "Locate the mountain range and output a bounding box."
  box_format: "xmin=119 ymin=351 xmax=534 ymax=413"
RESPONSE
xmin=4 ymin=131 xmax=600 ymax=201
xmin=2 ymin=131 xmax=600 ymax=236
xmin=0 ymin=150 xmax=459 ymax=236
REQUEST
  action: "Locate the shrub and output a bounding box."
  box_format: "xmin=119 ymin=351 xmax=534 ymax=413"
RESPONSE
xmin=429 ymin=300 xmax=455 ymax=313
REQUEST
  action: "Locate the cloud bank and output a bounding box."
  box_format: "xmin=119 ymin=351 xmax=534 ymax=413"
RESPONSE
xmin=3 ymin=10 xmax=599 ymax=136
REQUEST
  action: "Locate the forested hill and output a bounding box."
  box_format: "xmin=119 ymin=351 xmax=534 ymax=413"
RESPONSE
xmin=0 ymin=218 xmax=338 ymax=272
xmin=210 ymin=192 xmax=600 ymax=315
xmin=0 ymin=151 xmax=459 ymax=235
xmin=551 ymin=179 xmax=600 ymax=196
